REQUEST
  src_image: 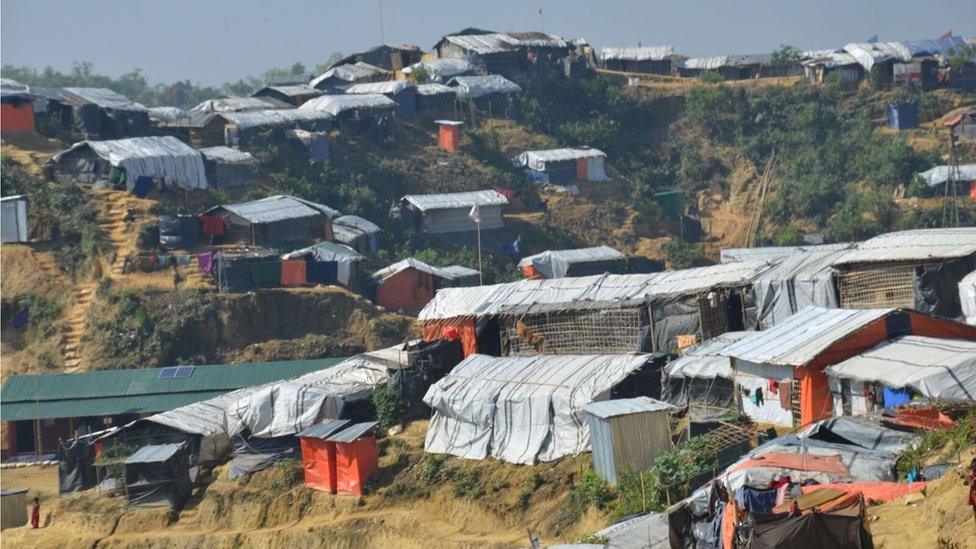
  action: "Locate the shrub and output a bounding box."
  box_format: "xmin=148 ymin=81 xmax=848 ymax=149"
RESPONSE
xmin=451 ymin=468 xmax=486 ymax=499
xmin=372 ymin=381 xmax=403 ymax=430
xmin=895 ymin=411 xmax=976 ymax=477
xmin=771 ymin=225 xmax=804 ymax=246
xmin=10 ymin=293 xmax=61 ymax=343
xmin=423 ymin=454 xmax=449 ymax=482
xmin=571 ymin=470 xmax=615 ymax=511
xmin=663 ymin=238 xmax=705 ymax=269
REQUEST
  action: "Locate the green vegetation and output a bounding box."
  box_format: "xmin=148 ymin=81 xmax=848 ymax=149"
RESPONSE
xmin=451 ymin=468 xmax=487 ymax=499
xmin=372 ymin=381 xmax=404 ymax=430
xmin=8 ymin=293 xmax=61 ymax=344
xmin=770 ymin=44 xmax=802 ymax=66
xmin=423 ymin=453 xmax=449 ymax=482
xmin=895 ymin=411 xmax=976 ymax=477
xmin=663 ymin=237 xmax=705 ymax=269
xmin=263 ymin=459 xmax=303 ymax=494
xmin=571 ymin=470 xmax=615 ymax=511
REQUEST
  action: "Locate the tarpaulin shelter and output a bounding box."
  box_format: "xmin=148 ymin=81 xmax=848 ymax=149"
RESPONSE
xmin=599 ymin=45 xmax=681 ymax=75
xmin=515 ymin=148 xmax=609 ymax=184
xmin=345 ymin=80 xmax=417 ymax=117
xmin=310 ymin=62 xmax=390 ymax=92
xmin=720 ymin=243 xmax=853 ymax=264
xmin=281 ymin=240 xmax=364 ymax=286
xmin=205 ymin=195 xmax=338 ymax=247
xmin=371 ymin=258 xmax=479 ymax=314
xmin=722 ymin=306 xmax=976 ymax=428
xmin=0 ymin=79 xmax=35 ymax=133
xmin=826 ymin=336 xmax=976 ymax=407
xmin=123 ymin=442 xmax=192 ymax=509
xmin=327 ymin=44 xmax=423 ymax=73
xmin=58 ymin=436 xmax=97 ymax=495
xmin=50 ymin=136 xmax=208 ymax=191
xmin=423 ymin=353 xmax=654 ymax=464
xmin=189 ymin=96 xmax=291 ymax=113
xmin=416 ymin=85 xmax=458 ymax=116
xmin=251 ymin=84 xmax=323 ymax=107
xmin=446 ymin=74 xmax=522 ymax=102
xmin=677 ymin=54 xmax=786 ymax=80
xmin=184 ymin=109 xmax=334 ymax=148
xmin=404 ymin=59 xmax=476 ymax=83
xmin=799 ymin=481 xmax=928 ymax=504
xmin=35 ymin=87 xmax=149 ymax=140
xmin=886 ymin=101 xmax=918 ymax=130
xmin=518 ymin=245 xmax=625 ymax=279
xmin=0 ymin=195 xmax=28 ymax=243
xmin=146 ymin=106 xmax=188 ymax=123
xmin=751 ymin=246 xmax=853 ymax=328
xmin=158 ymin=214 xmax=200 ymax=250
xmin=583 ymin=397 xmax=674 ymax=484
xmin=831 ymin=228 xmax=976 ymax=317
xmin=418 ymin=260 xmax=773 ymax=357
xmin=198 ymin=146 xmax=256 ymax=188
xmin=435 ymin=31 xmax=572 ymax=79
xmin=297 ymin=419 xmax=350 ymax=493
xmin=917 ymin=163 xmax=976 ymax=198
xmin=960 ymin=270 xmax=976 ymax=325
xmin=394 ymin=190 xmax=509 ymax=234
xmin=229 ymin=434 xmax=300 ymax=479
xmin=661 ymin=331 xmax=752 ymax=414
xmin=744 ymin=493 xmax=871 ymax=549
xmin=299 ymin=93 xmax=396 ymax=118
xmin=331 ymin=215 xmax=381 ymax=255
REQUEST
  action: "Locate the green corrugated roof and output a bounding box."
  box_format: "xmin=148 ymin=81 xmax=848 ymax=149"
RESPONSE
xmin=0 ymin=358 xmax=346 ymax=422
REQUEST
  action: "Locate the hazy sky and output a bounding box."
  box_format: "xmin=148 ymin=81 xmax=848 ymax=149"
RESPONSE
xmin=3 ymin=0 xmax=974 ymax=85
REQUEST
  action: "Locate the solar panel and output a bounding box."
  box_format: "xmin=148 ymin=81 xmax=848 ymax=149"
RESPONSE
xmin=158 ymin=367 xmax=178 ymax=379
xmin=173 ymin=366 xmax=195 ymax=378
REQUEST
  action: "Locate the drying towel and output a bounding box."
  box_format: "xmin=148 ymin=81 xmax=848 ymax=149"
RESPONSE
xmin=736 ymin=486 xmax=778 ymax=514
xmin=280 ymin=260 xmax=307 ymax=286
xmin=778 ymin=381 xmax=791 ymax=409
xmin=306 ymin=261 xmax=338 ymax=285
xmin=250 ymin=261 xmax=282 ymax=288
xmin=199 ymin=215 xmax=225 ymax=236
xmin=197 ymin=252 xmax=214 ymax=274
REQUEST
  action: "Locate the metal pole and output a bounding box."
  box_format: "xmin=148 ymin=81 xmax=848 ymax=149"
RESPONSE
xmin=378 ymin=0 xmax=386 ymax=44
xmin=476 ymin=220 xmax=483 ymax=285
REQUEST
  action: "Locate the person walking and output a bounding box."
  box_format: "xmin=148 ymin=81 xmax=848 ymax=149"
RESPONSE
xmin=30 ymin=497 xmax=40 ymax=529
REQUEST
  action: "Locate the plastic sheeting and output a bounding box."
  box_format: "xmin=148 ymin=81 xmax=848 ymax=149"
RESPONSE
xmin=826 ymin=336 xmax=976 ymax=401
xmin=918 ymin=164 xmax=976 ymax=187
xmin=190 ymin=96 xmax=290 ymax=113
xmin=371 ymin=258 xmax=478 ymax=284
xmin=720 ymin=243 xmax=852 ymax=264
xmin=842 ymin=42 xmax=913 ymax=70
xmin=229 ymin=435 xmax=300 ymax=479
xmin=216 ymin=109 xmax=333 ymax=132
xmin=53 ymin=136 xmax=208 ymax=190
xmin=601 ymin=46 xmax=675 ymax=62
xmin=63 ymin=87 xmax=146 ymax=110
xmin=58 ymin=438 xmax=96 ymax=495
xmin=517 ymin=246 xmax=624 ymax=279
xmin=403 ymin=189 xmax=508 ymax=211
xmin=752 ymin=248 xmax=850 ymax=328
xmin=310 ymin=62 xmax=388 ymax=89
xmin=344 ymin=80 xmax=415 ymax=95
xmin=665 ymin=331 xmax=753 ymax=379
xmin=447 ymin=75 xmax=522 ymax=100
xmin=299 ymin=94 xmax=396 ymax=116
xmin=212 ymin=194 xmax=339 ymax=223
xmin=404 ymin=59 xmax=476 ymax=83
xmin=832 ymin=227 xmax=976 ymax=265
xmin=423 ymin=354 xmax=650 ymax=464
xmin=419 ymin=260 xmax=773 ymax=320
xmin=960 ymin=270 xmax=976 ymax=325
xmin=0 ymin=196 xmax=28 ymax=243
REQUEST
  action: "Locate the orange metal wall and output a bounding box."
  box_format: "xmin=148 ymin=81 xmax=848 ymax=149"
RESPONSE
xmin=376 ymin=268 xmax=435 ymax=313
xmin=1 ymin=102 xmax=35 ymax=132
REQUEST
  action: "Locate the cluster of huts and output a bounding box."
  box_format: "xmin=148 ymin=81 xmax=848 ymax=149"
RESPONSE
xmin=598 ymin=35 xmax=976 ymax=90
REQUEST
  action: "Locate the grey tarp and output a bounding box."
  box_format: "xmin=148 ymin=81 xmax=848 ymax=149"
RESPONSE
xmin=751 ymin=248 xmax=851 ymax=328
xmin=229 ymin=435 xmax=300 ymax=479
xmin=52 ymin=136 xmax=208 ymax=190
xmin=551 ymin=512 xmax=670 ymax=549
xmin=518 ymin=246 xmax=624 ymax=279
xmin=423 ymin=354 xmax=650 ymax=464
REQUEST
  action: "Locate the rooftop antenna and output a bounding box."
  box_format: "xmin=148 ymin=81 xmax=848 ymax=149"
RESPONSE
xmin=538 ymin=7 xmax=545 ymax=32
xmin=378 ymin=0 xmax=386 ymax=45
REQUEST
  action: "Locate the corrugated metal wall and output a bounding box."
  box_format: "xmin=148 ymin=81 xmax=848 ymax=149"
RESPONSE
xmin=587 ymin=410 xmax=672 ymax=484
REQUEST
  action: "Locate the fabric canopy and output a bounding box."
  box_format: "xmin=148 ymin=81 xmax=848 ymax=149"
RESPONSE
xmin=664 ymin=331 xmax=753 ymax=380
xmin=55 ymin=136 xmax=208 ymax=190
xmin=826 ymin=336 xmax=976 ymax=401
xmin=423 ymin=354 xmax=650 ymax=464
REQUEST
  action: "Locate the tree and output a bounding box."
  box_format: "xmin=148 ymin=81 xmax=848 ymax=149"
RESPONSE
xmin=770 ymin=44 xmax=802 ymax=67
xmin=946 ymin=43 xmax=976 ymax=73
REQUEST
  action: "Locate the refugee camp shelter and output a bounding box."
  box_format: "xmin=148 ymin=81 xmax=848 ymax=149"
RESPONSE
xmin=0 ymin=489 xmax=28 ymax=529
xmin=447 ymin=75 xmax=522 ymax=104
xmin=49 ymin=136 xmax=208 ymax=191
xmin=251 ymin=84 xmax=323 ymax=107
xmin=404 ymin=58 xmax=476 ymax=83
xmin=329 ymin=44 xmax=424 ymax=72
xmin=310 ymin=62 xmax=389 ymax=92
xmin=34 ymin=87 xmax=149 ymax=139
xmin=198 ymin=146 xmax=256 ymax=188
xmin=205 ymin=195 xmax=338 ymax=247
xmin=886 ymin=101 xmax=918 ymax=130
xmin=918 ymin=164 xmax=976 ymax=198
xmin=831 ymin=228 xmax=976 ymax=318
xmin=0 ymin=359 xmax=341 ymax=459
xmin=826 ymin=336 xmax=976 ymax=415
xmin=123 ymin=442 xmax=192 ymax=509
xmin=281 ymin=240 xmax=364 ymax=287
xmin=801 ymin=50 xmax=863 ymax=85
xmin=720 ymin=243 xmax=853 ymax=264
xmin=146 ymin=106 xmax=188 ymax=124
xmin=331 ymin=215 xmax=382 ymax=254
xmin=435 ymin=119 xmax=463 ymax=152
xmin=0 ymin=79 xmax=35 ymax=133
xmin=750 ymin=245 xmax=854 ymax=328
xmin=211 ymin=109 xmax=334 ymax=148
xmin=299 ymin=94 xmax=396 ymax=137
xmin=961 ymin=270 xmax=976 ymax=325
xmin=722 ymin=306 xmax=976 ymax=428
xmin=515 ymin=148 xmax=609 ymax=184
xmin=394 ymin=190 xmax=508 ymax=234
xmin=189 ymin=96 xmax=292 ymax=113
xmin=518 ymin=246 xmax=625 ymax=279
xmin=344 ymin=80 xmax=417 ymax=117
xmin=371 ymin=258 xmax=479 ymax=314
xmin=583 ymin=397 xmax=674 ymax=484
xmin=423 ymin=354 xmax=657 ymax=464
xmin=418 ymin=259 xmax=773 ymax=357
xmin=600 ymin=46 xmax=680 ymax=74
xmin=678 ymin=54 xmax=780 ymax=80
xmin=661 ymin=331 xmax=753 ymax=415
xmin=416 ymin=84 xmax=458 ymax=115
xmin=434 ymin=33 xmax=521 ymax=77
xmin=0 ymin=195 xmax=28 ymax=243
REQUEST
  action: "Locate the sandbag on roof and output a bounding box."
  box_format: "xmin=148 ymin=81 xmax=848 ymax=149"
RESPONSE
xmin=826 ymin=336 xmax=976 ymax=401
xmin=423 ymin=353 xmax=651 ymax=464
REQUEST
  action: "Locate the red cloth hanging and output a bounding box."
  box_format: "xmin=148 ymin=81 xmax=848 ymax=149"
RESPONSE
xmin=199 ymin=215 xmax=225 ymax=236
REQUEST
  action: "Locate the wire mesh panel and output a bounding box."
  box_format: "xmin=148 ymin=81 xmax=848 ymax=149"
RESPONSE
xmin=500 ymin=307 xmax=647 ymax=356
xmin=836 ymin=264 xmax=917 ymax=309
xmin=698 ymin=296 xmax=730 ymax=340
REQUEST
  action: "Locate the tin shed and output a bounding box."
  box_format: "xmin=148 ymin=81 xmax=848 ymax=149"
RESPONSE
xmin=0 ymin=488 xmax=28 ymax=530
xmin=583 ymin=397 xmax=674 ymax=484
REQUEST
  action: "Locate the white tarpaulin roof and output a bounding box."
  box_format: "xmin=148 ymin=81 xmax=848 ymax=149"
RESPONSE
xmin=447 ymin=75 xmax=522 ymax=100
xmin=515 ymin=148 xmax=606 ymax=169
xmin=216 ymin=109 xmax=333 ymax=131
xmin=842 ymin=42 xmax=913 ymax=71
xmin=831 ymin=228 xmax=976 ymax=265
xmin=371 ymin=258 xmax=478 ymax=283
xmin=752 ymin=248 xmax=852 ymax=328
xmin=190 ymin=96 xmax=291 ymax=113
xmin=333 ymin=215 xmax=381 ymax=234
xmin=147 ymin=106 xmax=188 ymax=122
xmin=416 ymin=83 xmax=456 ymax=96
xmin=419 ymin=260 xmax=774 ymax=320
xmin=720 ymin=243 xmax=852 ymax=263
xmin=404 ymin=59 xmax=475 ymax=82
xmin=310 ymin=62 xmax=388 ymax=89
xmin=826 ymin=336 xmax=976 ymax=401
xmin=601 ymin=46 xmax=676 ymax=62
xmin=665 ymin=331 xmax=753 ymax=380
xmin=253 ymin=84 xmax=322 ymax=98
xmin=299 ymin=93 xmax=396 ymax=116
xmin=423 ymin=354 xmax=651 ymax=464
xmin=961 ymin=270 xmax=976 ymax=325
xmin=344 ymin=80 xmax=415 ymax=95
xmin=281 ymin=241 xmax=363 ymax=262
xmin=212 ymin=194 xmax=339 ymax=223
xmin=723 ymin=307 xmax=892 ymax=367
xmin=197 ymin=146 xmax=256 ymax=164
xmin=55 ymin=136 xmax=207 ymax=190
xmin=801 ymin=50 xmax=859 ymax=68
xmin=440 ymin=33 xmax=518 ymax=54
xmin=918 ymin=164 xmax=976 ymax=187
xmin=518 ymin=246 xmax=624 ymax=279
xmin=403 ymin=189 xmax=508 ymax=211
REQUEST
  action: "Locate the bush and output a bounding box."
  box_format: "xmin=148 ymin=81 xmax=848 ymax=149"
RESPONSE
xmin=9 ymin=293 xmax=61 ymax=343
xmin=895 ymin=411 xmax=976 ymax=477
xmin=451 ymin=468 xmax=486 ymax=499
xmin=572 ymin=470 xmax=615 ymax=511
xmin=663 ymin=238 xmax=705 ymax=269
xmin=771 ymin=225 xmax=804 ymax=246
xmin=423 ymin=454 xmax=449 ymax=482
xmin=372 ymin=381 xmax=403 ymax=430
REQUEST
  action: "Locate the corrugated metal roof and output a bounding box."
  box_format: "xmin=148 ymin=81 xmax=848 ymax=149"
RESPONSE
xmin=124 ymin=442 xmax=185 ymax=464
xmin=831 ymin=228 xmax=976 ymax=265
xmin=310 ymin=62 xmax=388 ymax=89
xmin=419 ymin=260 xmax=774 ymax=320
xmin=583 ymin=397 xmax=674 ymax=419
xmin=344 ymin=80 xmax=415 ymax=95
xmin=281 ymin=241 xmax=363 ymax=262
xmin=664 ymin=331 xmax=754 ymax=379
xmin=918 ymin=164 xmax=976 ymax=187
xmin=720 ymin=243 xmax=853 ymax=263
xmin=297 ymin=419 xmax=350 ymax=439
xmin=190 ymin=96 xmax=291 ymax=113
xmin=518 ymin=246 xmax=624 ymax=268
xmin=403 ymin=189 xmax=509 ymax=211
xmin=722 ymin=307 xmax=892 ymax=366
xmin=334 ymin=215 xmax=381 ymax=234
xmin=215 ymin=109 xmax=334 ymax=131
xmin=601 ymin=46 xmax=676 ymax=62
xmin=0 ymin=358 xmax=345 ymax=421
xmin=447 ymin=75 xmax=522 ymax=100
xmin=826 ymin=336 xmax=976 ymax=400
xmin=299 ymin=94 xmax=397 ymax=116
xmin=416 ymin=83 xmax=456 ymax=96
xmin=371 ymin=258 xmax=478 ymax=283
xmin=212 ymin=194 xmax=339 ymax=224
xmin=327 ymin=421 xmax=378 ymax=442
xmin=198 ymin=146 xmax=256 ymax=164
xmin=62 ymin=87 xmax=146 ymax=110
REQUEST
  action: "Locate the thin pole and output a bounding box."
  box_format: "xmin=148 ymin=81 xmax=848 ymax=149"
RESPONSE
xmin=476 ymin=219 xmax=483 ymax=285
xmin=539 ymin=7 xmax=544 ymax=33
xmin=378 ymin=0 xmax=386 ymax=45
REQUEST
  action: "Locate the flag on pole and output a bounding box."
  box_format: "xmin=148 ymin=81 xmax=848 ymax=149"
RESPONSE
xmin=867 ymin=34 xmax=878 ymax=43
xmin=539 ymin=7 xmax=543 ymax=15
xmin=940 ymin=30 xmax=953 ymax=39
xmin=468 ymin=203 xmax=481 ymax=224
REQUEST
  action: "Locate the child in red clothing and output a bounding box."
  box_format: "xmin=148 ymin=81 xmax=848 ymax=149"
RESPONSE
xmin=30 ymin=497 xmax=40 ymax=528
